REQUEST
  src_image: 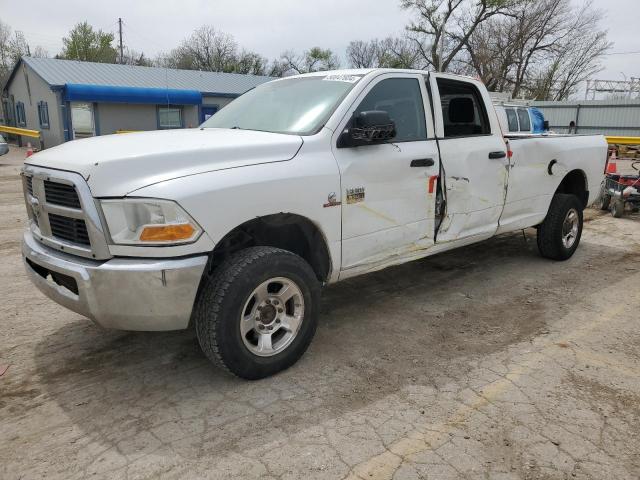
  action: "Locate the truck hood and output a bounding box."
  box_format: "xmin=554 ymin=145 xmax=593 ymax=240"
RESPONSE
xmin=25 ymin=128 xmax=303 ymax=197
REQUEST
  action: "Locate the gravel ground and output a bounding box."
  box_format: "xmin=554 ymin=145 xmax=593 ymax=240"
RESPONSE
xmin=1 ymin=145 xmax=639 ymax=480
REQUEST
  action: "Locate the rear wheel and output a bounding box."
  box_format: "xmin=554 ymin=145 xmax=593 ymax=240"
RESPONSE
xmin=195 ymin=246 xmax=320 ymax=380
xmin=537 ymin=194 xmax=583 ymax=261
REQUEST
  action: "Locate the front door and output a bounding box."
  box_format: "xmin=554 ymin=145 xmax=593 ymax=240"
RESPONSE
xmin=332 ymin=74 xmax=440 ymax=276
xmin=429 ymin=74 xmax=509 ymax=241
xmin=70 ymin=102 xmax=95 ymax=139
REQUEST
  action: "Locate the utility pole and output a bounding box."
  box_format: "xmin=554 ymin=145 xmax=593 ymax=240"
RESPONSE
xmin=118 ymin=18 xmax=124 ymax=64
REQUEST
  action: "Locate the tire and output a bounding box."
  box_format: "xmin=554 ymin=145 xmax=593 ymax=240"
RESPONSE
xmin=598 ymin=191 xmax=611 ymax=211
xmin=195 ymin=246 xmax=320 ymax=380
xmin=537 ymin=194 xmax=583 ymax=261
xmin=612 ymin=199 xmax=624 ymax=218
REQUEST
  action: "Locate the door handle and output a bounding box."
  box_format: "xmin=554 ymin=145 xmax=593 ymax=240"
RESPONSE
xmin=488 ymin=151 xmax=507 ymax=159
xmin=410 ymin=158 xmax=435 ymax=167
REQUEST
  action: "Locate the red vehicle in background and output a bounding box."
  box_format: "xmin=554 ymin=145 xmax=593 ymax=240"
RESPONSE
xmin=599 ymin=142 xmax=640 ymax=218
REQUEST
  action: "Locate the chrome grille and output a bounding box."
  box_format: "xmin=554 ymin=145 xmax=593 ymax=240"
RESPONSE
xmin=26 ymin=176 xmax=33 ymax=196
xmin=21 ymin=166 xmax=111 ymax=260
xmin=48 ymin=213 xmax=91 ymax=246
xmin=44 ymin=181 xmax=81 ymax=209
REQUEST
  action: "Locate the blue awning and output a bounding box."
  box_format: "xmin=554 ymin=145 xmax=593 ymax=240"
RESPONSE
xmin=63 ymin=83 xmax=202 ymax=105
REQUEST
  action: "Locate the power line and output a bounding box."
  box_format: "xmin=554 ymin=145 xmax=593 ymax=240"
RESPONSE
xmin=604 ymin=51 xmax=640 ymax=56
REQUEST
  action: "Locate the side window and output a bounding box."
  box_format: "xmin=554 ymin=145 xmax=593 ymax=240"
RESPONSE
xmin=517 ymin=108 xmax=531 ymax=132
xmin=436 ymin=79 xmax=490 ymax=138
xmin=354 ymin=78 xmax=427 ymax=142
xmin=16 ymin=101 xmax=26 ymax=127
xmin=38 ymin=101 xmax=50 ymax=129
xmin=505 ymin=108 xmax=519 ymax=132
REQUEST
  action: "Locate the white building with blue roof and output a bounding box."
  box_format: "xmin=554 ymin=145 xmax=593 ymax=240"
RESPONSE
xmin=1 ymin=57 xmax=272 ymax=147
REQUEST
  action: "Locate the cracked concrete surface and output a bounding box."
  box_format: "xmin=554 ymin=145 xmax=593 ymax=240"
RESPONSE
xmin=1 ymin=146 xmax=640 ymax=479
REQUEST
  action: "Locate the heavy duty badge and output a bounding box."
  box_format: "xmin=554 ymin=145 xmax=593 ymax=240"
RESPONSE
xmin=346 ymin=187 xmax=365 ymax=204
xmin=323 ymin=192 xmax=341 ymax=208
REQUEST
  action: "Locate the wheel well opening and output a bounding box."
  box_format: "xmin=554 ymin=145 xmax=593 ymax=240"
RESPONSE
xmin=210 ymin=214 xmax=332 ymax=282
xmin=555 ymin=170 xmax=588 ymax=208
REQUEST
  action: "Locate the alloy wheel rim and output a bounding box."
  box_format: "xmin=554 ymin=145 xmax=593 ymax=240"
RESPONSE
xmin=561 ymin=208 xmax=579 ymax=249
xmin=240 ymin=277 xmax=305 ymax=357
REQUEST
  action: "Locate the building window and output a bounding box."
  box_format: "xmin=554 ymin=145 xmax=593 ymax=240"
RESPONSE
xmin=37 ymin=101 xmax=50 ymax=129
xmin=16 ymin=101 xmax=26 ymax=127
xmin=158 ymin=106 xmax=183 ymax=129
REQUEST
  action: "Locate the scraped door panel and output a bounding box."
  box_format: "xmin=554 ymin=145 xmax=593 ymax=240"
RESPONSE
xmin=332 ymin=74 xmax=439 ymax=275
xmin=429 ymin=74 xmax=509 ymax=241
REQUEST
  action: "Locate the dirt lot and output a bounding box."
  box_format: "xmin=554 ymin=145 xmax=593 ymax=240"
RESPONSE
xmin=1 ymin=145 xmax=640 ymax=480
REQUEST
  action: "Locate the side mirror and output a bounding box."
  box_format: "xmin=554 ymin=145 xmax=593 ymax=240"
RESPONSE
xmin=338 ymin=110 xmax=396 ymax=148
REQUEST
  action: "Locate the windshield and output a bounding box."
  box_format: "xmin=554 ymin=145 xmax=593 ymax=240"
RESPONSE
xmin=200 ymin=74 xmax=363 ymax=135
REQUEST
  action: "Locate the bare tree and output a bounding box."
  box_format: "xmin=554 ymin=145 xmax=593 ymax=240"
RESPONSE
xmin=31 ymin=46 xmax=49 ymax=59
xmin=401 ymin=0 xmax=516 ymax=72
xmin=347 ymin=40 xmax=378 ymax=68
xmin=278 ymin=47 xmax=340 ymax=75
xmin=463 ymin=0 xmax=610 ymax=99
xmin=173 ymin=26 xmax=238 ymax=72
xmin=0 ymin=20 xmax=13 ymax=82
xmin=347 ymin=37 xmax=424 ymax=69
xmin=157 ymin=26 xmax=270 ymax=75
xmin=0 ymin=21 xmax=49 ymax=83
xmin=233 ymin=50 xmax=270 ymax=75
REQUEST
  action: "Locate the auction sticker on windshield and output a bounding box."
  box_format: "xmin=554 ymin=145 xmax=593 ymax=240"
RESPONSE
xmin=323 ymin=74 xmax=361 ymax=83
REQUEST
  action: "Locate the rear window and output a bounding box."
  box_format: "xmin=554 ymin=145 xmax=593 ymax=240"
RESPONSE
xmin=505 ymin=108 xmax=519 ymax=132
xmin=437 ymin=79 xmax=490 ymax=138
xmin=517 ymin=108 xmax=531 ymax=132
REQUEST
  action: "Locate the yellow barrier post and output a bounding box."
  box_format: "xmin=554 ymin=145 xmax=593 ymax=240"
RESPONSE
xmin=0 ymin=126 xmax=44 ymax=150
xmin=605 ymin=136 xmax=640 ymax=146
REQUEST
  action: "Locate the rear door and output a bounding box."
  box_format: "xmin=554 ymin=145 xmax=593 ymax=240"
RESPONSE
xmin=332 ymin=73 xmax=440 ymax=275
xmin=429 ymin=74 xmax=510 ymax=241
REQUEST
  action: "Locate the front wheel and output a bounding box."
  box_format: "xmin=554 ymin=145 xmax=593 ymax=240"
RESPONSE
xmin=537 ymin=194 xmax=583 ymax=261
xmin=195 ymin=247 xmax=320 ymax=380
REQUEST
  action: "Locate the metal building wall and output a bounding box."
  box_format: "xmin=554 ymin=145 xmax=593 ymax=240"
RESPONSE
xmin=532 ymin=100 xmax=640 ymax=136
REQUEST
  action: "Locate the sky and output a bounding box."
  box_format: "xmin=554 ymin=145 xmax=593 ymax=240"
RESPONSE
xmin=1 ymin=0 xmax=639 ymax=93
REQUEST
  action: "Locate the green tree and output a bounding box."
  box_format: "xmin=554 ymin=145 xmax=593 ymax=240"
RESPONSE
xmin=60 ymin=22 xmax=117 ymax=63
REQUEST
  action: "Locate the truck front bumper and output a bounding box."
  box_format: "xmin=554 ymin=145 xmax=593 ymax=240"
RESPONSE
xmin=22 ymin=230 xmax=208 ymax=331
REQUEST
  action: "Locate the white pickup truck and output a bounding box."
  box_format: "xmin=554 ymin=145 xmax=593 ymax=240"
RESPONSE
xmin=21 ymin=69 xmax=607 ymax=379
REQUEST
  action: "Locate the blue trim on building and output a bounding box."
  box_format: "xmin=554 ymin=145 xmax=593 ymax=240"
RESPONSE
xmin=63 ymin=84 xmax=202 ymax=105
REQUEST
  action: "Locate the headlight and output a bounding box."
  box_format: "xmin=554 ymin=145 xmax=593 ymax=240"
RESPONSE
xmin=99 ymin=199 xmax=202 ymax=245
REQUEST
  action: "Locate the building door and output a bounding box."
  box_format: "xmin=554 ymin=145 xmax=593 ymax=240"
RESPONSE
xmin=200 ymin=106 xmax=218 ymax=123
xmin=70 ymin=102 xmax=95 ymax=139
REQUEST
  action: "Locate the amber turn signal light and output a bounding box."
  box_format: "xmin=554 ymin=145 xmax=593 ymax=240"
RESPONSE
xmin=139 ymin=224 xmax=195 ymax=242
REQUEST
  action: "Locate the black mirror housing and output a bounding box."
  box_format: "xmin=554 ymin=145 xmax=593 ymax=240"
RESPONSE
xmin=338 ymin=110 xmax=396 ymax=148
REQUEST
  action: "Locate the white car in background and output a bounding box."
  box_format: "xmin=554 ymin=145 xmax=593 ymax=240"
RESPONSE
xmin=0 ymin=134 xmax=8 ymax=156
xmin=494 ymin=103 xmax=547 ymax=135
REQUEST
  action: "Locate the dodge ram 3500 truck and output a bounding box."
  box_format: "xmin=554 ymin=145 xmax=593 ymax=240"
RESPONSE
xmin=21 ymin=69 xmax=607 ymax=379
